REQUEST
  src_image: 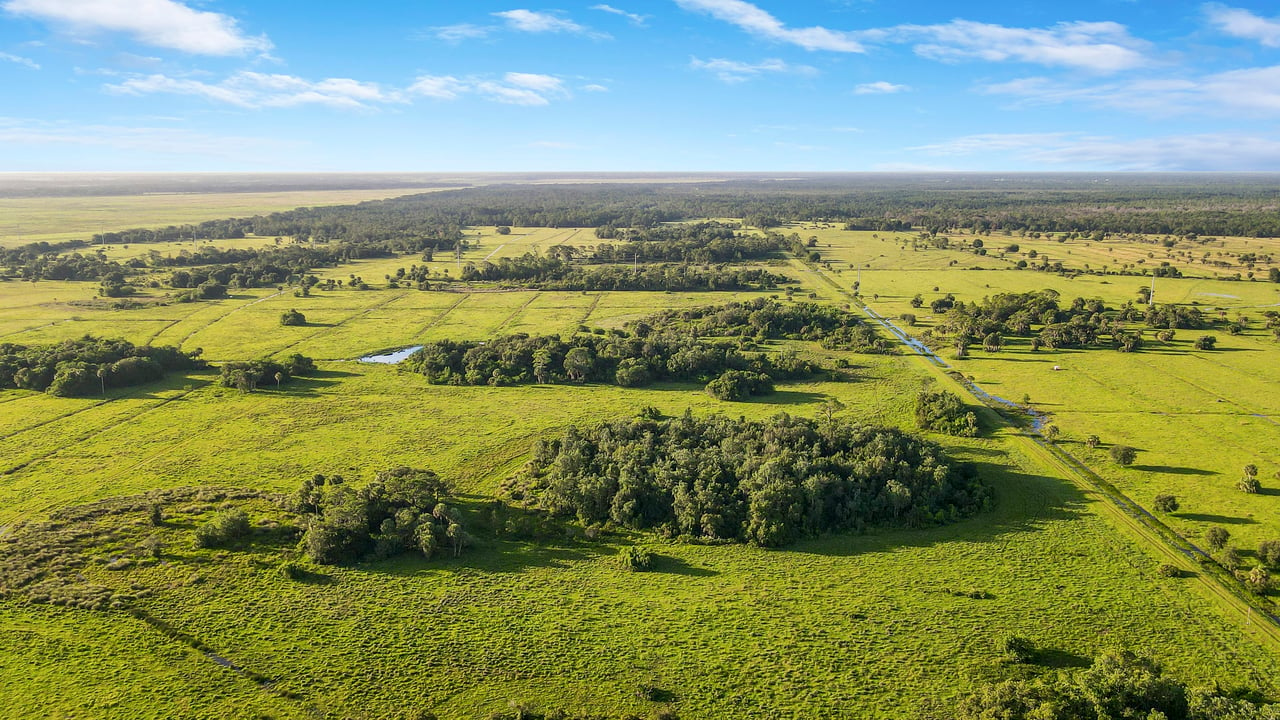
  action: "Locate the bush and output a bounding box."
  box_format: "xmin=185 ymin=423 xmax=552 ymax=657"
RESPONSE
xmin=1193 ymin=335 xmax=1217 ymax=350
xmin=1110 ymin=444 xmax=1138 ymax=466
xmin=1259 ymin=540 xmax=1280 ymax=569
xmin=1153 ymin=494 xmax=1180 ymax=513
xmin=915 ymin=390 xmax=979 ymax=437
xmin=998 ymin=635 xmax=1037 ymax=663
xmin=705 ymin=370 xmax=773 ymax=401
xmin=617 ymin=546 xmax=653 ymax=572
xmin=1205 ymin=526 xmax=1229 ymax=551
xmin=280 ymin=308 xmax=306 ymax=326
xmin=1157 ymin=563 xmax=1183 ymax=578
xmin=1237 ymin=476 xmax=1262 ymax=494
xmin=193 ymin=510 xmax=251 ymax=548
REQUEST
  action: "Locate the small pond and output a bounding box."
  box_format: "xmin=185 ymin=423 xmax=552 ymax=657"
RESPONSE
xmin=359 ymin=346 xmax=424 ymax=364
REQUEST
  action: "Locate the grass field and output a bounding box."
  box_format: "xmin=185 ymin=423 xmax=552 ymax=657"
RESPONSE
xmin=0 ymin=187 xmax=449 ymax=247
xmin=3 ymin=214 xmax=1280 ymax=718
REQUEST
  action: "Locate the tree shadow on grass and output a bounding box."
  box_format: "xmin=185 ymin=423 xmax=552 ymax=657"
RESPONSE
xmin=1035 ymin=647 xmax=1092 ymax=670
xmin=1175 ymin=512 xmax=1256 ymax=525
xmin=646 ymin=553 xmax=719 ymax=577
xmin=747 ymin=390 xmax=827 ymax=406
xmin=1130 ymin=465 xmax=1217 ymax=476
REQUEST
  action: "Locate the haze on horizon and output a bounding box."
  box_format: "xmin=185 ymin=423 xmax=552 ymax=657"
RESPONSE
xmin=2 ymin=0 xmax=1279 ymax=172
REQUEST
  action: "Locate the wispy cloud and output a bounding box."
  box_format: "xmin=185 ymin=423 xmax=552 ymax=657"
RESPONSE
xmin=590 ymin=4 xmax=647 ymax=26
xmin=428 ymin=23 xmax=493 ymax=43
xmin=411 ymin=72 xmax=570 ymax=105
xmin=2 ymin=0 xmax=272 ymax=56
xmin=675 ymin=0 xmax=865 ymax=52
xmin=0 ymin=50 xmax=39 ymax=69
xmin=873 ymin=20 xmax=1151 ymax=73
xmin=854 ymin=81 xmax=909 ymax=95
xmin=493 ymin=9 xmax=608 ymax=38
xmin=673 ymin=1 xmax=1149 ymax=72
xmin=1204 ymin=4 xmax=1280 ymax=47
xmin=689 ymin=56 xmax=817 ymax=83
xmin=910 ymin=131 xmax=1280 ymax=171
xmin=107 ymin=72 xmax=405 ymax=109
xmin=982 ymin=65 xmax=1280 ymax=116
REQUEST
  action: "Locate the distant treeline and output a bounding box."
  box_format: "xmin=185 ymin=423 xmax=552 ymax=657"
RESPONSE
xmin=81 ymin=176 xmax=1280 ymax=250
xmin=584 ymin=221 xmax=792 ymax=263
xmin=507 ymin=412 xmax=990 ymax=546
xmin=460 ymin=254 xmax=789 ymax=292
xmin=0 ymin=337 xmax=203 ymax=396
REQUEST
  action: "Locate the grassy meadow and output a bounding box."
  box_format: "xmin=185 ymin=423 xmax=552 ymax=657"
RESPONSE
xmin=2 ymin=209 xmax=1280 ymax=718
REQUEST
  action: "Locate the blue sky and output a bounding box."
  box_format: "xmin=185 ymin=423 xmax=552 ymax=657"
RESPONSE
xmin=1 ymin=0 xmax=1279 ymax=171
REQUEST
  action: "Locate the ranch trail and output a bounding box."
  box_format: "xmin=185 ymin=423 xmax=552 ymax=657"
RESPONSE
xmin=412 ymin=293 xmax=470 ymax=341
xmin=176 ymin=289 xmax=287 ymax=351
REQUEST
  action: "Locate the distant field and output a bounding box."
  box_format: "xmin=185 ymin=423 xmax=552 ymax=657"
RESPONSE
xmin=0 ymin=187 xmax=450 ymax=247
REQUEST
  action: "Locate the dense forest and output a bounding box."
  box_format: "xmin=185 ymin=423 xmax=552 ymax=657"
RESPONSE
xmin=75 ymin=176 xmax=1280 ymax=250
xmin=506 ymin=412 xmax=989 ymax=546
xmin=0 ymin=337 xmax=203 ymax=396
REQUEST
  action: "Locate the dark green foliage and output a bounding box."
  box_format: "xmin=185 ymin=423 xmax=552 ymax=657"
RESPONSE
xmin=461 ymin=254 xmax=788 ymax=292
xmin=998 ymin=635 xmax=1037 ymax=663
xmin=1110 ymin=445 xmax=1138 ymax=466
xmin=509 ymin=413 xmax=989 ymax=547
xmin=915 ymin=390 xmax=980 ymax=437
xmin=218 ymin=354 xmax=315 ymax=391
xmin=1158 ymin=563 xmax=1184 ymax=578
xmin=0 ymin=336 xmax=202 ymax=396
xmin=636 ymin=298 xmax=889 ymax=353
xmin=0 ymin=241 xmax=131 ymax=282
xmin=1194 ymin=335 xmax=1218 ymax=350
xmin=954 ymin=649 xmax=1280 ymax=720
xmin=1154 ymin=494 xmax=1180 ymax=513
xmin=280 ymin=308 xmax=306 ymax=326
xmin=704 ymin=370 xmax=773 ymax=401
xmin=1259 ymin=540 xmax=1280 ymax=569
xmin=295 ymin=468 xmax=465 ymax=564
xmin=192 ymin=510 xmax=251 ymax=548
xmin=587 ymin=221 xmax=786 ymax=263
xmin=617 ymin=546 xmax=653 ymax=572
xmin=1206 ymin=526 xmax=1230 ymax=551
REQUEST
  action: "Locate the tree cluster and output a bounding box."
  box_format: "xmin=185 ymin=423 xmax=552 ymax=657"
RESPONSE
xmin=954 ymin=649 xmax=1280 ymax=720
xmin=636 ymin=297 xmax=887 ymax=353
xmin=218 ymin=353 xmax=316 ymax=392
xmin=291 ymin=468 xmax=467 ymax=564
xmin=507 ymin=412 xmax=990 ymax=547
xmin=0 ymin=336 xmax=203 ymax=396
xmin=915 ymin=390 xmax=980 ymax=437
xmin=460 ymin=254 xmax=789 ymax=292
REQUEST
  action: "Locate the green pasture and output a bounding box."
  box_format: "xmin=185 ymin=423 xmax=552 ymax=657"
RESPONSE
xmin=2 ymin=353 xmax=1278 ymax=719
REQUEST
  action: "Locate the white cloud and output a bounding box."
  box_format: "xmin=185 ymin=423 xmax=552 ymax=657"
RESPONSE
xmin=492 ymin=9 xmax=607 ymax=38
xmin=674 ymin=0 xmax=865 ymax=52
xmin=982 ymin=65 xmax=1280 ymax=117
xmin=879 ymin=20 xmax=1150 ymax=73
xmin=909 ymin=131 xmax=1280 ymax=171
xmin=582 ymin=83 xmax=609 ymax=92
xmin=689 ymin=56 xmax=817 ymax=83
xmin=673 ymin=2 xmax=1149 ymax=71
xmin=854 ymin=81 xmax=909 ymax=95
xmin=107 ymin=72 xmax=405 ymax=109
xmin=590 ymin=4 xmax=647 ymax=26
xmin=1205 ymin=3 xmax=1280 ymax=48
xmin=429 ymin=23 xmax=493 ymax=42
xmin=410 ymin=72 xmax=570 ymax=106
xmin=2 ymin=0 xmax=271 ymax=56
xmin=0 ymin=51 xmax=39 ymax=69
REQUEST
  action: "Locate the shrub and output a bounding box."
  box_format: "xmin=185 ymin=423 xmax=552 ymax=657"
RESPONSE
xmin=1205 ymin=527 xmax=1229 ymax=551
xmin=1193 ymin=335 xmax=1217 ymax=350
xmin=617 ymin=546 xmax=653 ymax=572
xmin=280 ymin=308 xmax=306 ymax=326
xmin=193 ymin=509 xmax=251 ymax=548
xmin=1259 ymin=540 xmax=1280 ymax=569
xmin=704 ymin=370 xmax=773 ymax=401
xmin=1221 ymin=547 xmax=1243 ymax=571
xmin=998 ymin=635 xmax=1037 ymax=663
xmin=1153 ymin=494 xmax=1179 ymax=514
xmin=1157 ymin=564 xmax=1183 ymax=578
xmin=1237 ymin=476 xmax=1262 ymax=494
xmin=1110 ymin=445 xmax=1138 ymax=466
xmin=915 ymin=390 xmax=979 ymax=437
